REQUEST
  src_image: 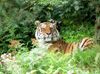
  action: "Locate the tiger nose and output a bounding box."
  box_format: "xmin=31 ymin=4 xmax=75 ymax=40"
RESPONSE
xmin=47 ymin=33 xmax=51 ymax=35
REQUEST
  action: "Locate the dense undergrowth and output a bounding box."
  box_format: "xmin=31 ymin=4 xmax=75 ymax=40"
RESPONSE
xmin=0 ymin=45 xmax=100 ymax=74
xmin=0 ymin=24 xmax=100 ymax=74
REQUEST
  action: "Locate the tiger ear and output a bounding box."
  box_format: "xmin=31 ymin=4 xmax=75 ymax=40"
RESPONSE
xmin=49 ymin=19 xmax=57 ymax=25
xmin=35 ymin=20 xmax=41 ymax=26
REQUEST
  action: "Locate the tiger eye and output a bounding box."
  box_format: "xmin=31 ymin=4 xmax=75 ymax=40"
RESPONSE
xmin=50 ymin=27 xmax=53 ymax=30
xmin=41 ymin=28 xmax=45 ymax=31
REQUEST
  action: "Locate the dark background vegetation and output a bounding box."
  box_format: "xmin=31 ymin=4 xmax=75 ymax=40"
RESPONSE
xmin=0 ymin=0 xmax=99 ymax=54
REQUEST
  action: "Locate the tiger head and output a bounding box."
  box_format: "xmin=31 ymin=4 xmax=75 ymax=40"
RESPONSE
xmin=35 ymin=20 xmax=60 ymax=43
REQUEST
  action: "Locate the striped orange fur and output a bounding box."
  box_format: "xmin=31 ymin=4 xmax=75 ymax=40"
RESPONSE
xmin=33 ymin=20 xmax=93 ymax=54
xmin=48 ymin=38 xmax=93 ymax=53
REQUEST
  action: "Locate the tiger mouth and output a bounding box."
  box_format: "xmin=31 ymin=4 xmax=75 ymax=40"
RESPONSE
xmin=43 ymin=36 xmax=59 ymax=42
xmin=44 ymin=37 xmax=53 ymax=42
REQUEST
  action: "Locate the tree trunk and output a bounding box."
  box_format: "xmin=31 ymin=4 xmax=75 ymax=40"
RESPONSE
xmin=95 ymin=5 xmax=100 ymax=44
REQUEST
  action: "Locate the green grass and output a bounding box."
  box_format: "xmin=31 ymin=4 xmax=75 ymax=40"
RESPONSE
xmin=61 ymin=23 xmax=94 ymax=42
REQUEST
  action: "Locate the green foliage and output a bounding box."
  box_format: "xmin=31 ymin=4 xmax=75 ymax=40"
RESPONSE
xmin=0 ymin=45 xmax=100 ymax=74
xmin=61 ymin=22 xmax=94 ymax=42
xmin=0 ymin=0 xmax=99 ymax=73
xmin=0 ymin=0 xmax=97 ymax=54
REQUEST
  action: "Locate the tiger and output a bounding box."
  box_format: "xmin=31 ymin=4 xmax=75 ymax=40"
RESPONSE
xmin=32 ymin=19 xmax=93 ymax=54
xmin=35 ymin=20 xmax=60 ymax=43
